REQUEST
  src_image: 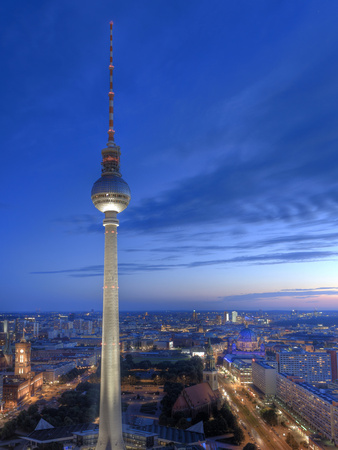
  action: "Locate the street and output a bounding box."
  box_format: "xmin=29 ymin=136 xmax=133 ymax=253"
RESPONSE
xmin=218 ymin=374 xmax=290 ymax=449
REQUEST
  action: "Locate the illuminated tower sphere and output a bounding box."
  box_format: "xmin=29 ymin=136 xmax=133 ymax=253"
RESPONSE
xmin=91 ymin=22 xmax=130 ymax=450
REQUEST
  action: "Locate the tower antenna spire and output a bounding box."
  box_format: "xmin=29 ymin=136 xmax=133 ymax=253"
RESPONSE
xmin=108 ymin=21 xmax=115 ymax=144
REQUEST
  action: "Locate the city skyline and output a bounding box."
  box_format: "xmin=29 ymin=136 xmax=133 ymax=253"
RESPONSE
xmin=2 ymin=1 xmax=338 ymax=312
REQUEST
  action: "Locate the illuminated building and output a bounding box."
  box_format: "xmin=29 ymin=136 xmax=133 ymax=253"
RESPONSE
xmin=276 ymin=350 xmax=331 ymax=385
xmin=5 ymin=335 xmax=43 ymax=406
xmin=231 ymin=311 xmax=237 ymax=323
xmin=14 ymin=335 xmax=31 ymax=377
xmin=223 ymin=326 xmax=265 ymax=384
xmin=3 ymin=373 xmax=43 ymax=407
xmin=277 ymin=373 xmax=338 ymax=444
xmin=228 ymin=325 xmax=265 ymax=355
xmin=252 ymin=360 xmax=277 ymax=397
xmin=223 ymin=356 xmax=254 ymax=384
xmin=203 ymin=339 xmax=218 ymax=391
xmin=91 ymin=22 xmax=131 ymax=450
xmin=1 ymin=319 xmax=13 ymax=368
xmin=327 ymin=350 xmax=338 ymax=381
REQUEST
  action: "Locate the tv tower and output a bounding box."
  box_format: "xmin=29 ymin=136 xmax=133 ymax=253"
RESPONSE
xmin=91 ymin=22 xmax=131 ymax=450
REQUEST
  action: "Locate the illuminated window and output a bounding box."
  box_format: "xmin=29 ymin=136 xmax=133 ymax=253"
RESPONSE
xmin=20 ymin=355 xmax=24 ymax=363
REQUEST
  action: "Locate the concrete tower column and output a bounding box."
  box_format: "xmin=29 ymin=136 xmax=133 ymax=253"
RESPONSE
xmin=96 ymin=212 xmax=124 ymax=450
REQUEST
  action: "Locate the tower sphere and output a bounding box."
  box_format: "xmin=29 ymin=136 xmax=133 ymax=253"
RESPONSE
xmin=91 ymin=173 xmax=131 ymax=213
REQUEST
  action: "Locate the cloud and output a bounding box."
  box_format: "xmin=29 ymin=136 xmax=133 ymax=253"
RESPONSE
xmin=31 ymin=265 xmax=103 ymax=277
xmin=124 ymin=231 xmax=338 ymax=257
xmin=281 ymin=287 xmax=338 ymax=292
xmin=120 ymin=37 xmax=338 ymax=236
xmin=31 ymin=250 xmax=338 ymax=279
xmin=219 ymin=287 xmax=338 ymax=304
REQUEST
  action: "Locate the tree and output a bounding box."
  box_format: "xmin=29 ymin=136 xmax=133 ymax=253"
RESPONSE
xmin=204 ymin=419 xmax=220 ymax=437
xmin=286 ymin=432 xmax=299 ymax=450
xmin=139 ymin=360 xmax=152 ymax=370
xmin=219 ymin=404 xmax=236 ymax=430
xmin=124 ymin=354 xmax=134 ymax=368
xmin=0 ymin=419 xmax=17 ymax=440
xmin=28 ymin=404 xmax=39 ymax=416
xmin=243 ymin=444 xmax=257 ymax=450
xmin=191 ymin=411 xmax=209 ymax=425
xmin=160 ymin=382 xmax=183 ymax=418
xmin=261 ymin=408 xmax=278 ymax=426
xmin=232 ymin=425 xmax=245 ymax=445
xmin=175 ymin=417 xmax=190 ymax=430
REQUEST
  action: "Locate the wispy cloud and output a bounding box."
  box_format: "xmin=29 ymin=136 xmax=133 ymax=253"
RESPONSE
xmin=31 ymin=249 xmax=338 ymax=278
xmin=31 ymin=265 xmax=103 ymax=277
xmin=219 ymin=287 xmax=338 ymax=304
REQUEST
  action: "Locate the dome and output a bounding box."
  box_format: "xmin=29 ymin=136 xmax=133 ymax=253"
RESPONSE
xmin=237 ymin=327 xmax=257 ymax=342
xmin=91 ymin=174 xmax=131 ymax=213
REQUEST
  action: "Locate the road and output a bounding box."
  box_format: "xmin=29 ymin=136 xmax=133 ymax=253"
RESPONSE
xmin=218 ymin=374 xmax=289 ymax=450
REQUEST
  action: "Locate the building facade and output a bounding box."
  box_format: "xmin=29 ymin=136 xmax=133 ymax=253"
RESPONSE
xmin=277 ymin=373 xmax=338 ymax=444
xmin=252 ymin=360 xmax=277 ymax=396
xmin=3 ymin=372 xmax=43 ymax=407
xmin=203 ymin=339 xmax=218 ymax=391
xmin=276 ymin=351 xmax=331 ymax=385
xmin=15 ymin=338 xmax=31 ymax=377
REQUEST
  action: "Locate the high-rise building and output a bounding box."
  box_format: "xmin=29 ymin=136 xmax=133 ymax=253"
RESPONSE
xmin=276 ymin=350 xmax=331 ymax=385
xmin=223 ymin=311 xmax=229 ymax=324
xmin=231 ymin=311 xmax=238 ymax=323
xmin=277 ymin=373 xmax=338 ymax=444
xmin=327 ymin=350 xmax=338 ymax=381
xmin=91 ymin=22 xmax=131 ymax=450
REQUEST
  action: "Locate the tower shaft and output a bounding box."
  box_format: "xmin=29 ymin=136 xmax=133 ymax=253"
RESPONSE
xmin=96 ymin=213 xmax=124 ymax=450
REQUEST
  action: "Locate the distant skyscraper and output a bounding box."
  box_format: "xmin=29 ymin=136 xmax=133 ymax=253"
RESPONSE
xmin=91 ymin=22 xmax=131 ymax=450
xmin=223 ymin=311 xmax=229 ymax=324
xmin=192 ymin=310 xmax=197 ymax=321
xmin=231 ymin=311 xmax=238 ymax=323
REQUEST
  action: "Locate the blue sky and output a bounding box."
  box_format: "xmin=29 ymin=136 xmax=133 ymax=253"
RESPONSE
xmin=2 ymin=1 xmax=338 ymax=312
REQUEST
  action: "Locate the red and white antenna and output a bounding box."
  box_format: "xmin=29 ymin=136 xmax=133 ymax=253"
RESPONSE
xmin=108 ymin=21 xmax=115 ymax=143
